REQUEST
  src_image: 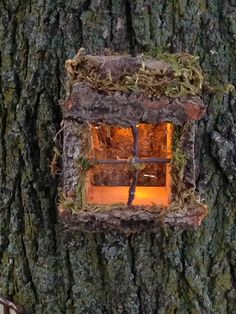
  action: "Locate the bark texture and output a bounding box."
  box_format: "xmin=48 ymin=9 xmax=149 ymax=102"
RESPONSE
xmin=64 ymin=84 xmax=205 ymax=126
xmin=0 ymin=0 xmax=236 ymax=313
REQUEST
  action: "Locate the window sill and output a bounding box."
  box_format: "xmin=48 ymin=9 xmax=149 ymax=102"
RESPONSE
xmin=59 ymin=202 xmax=208 ymax=233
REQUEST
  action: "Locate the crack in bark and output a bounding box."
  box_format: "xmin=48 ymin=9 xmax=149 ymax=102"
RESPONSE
xmin=23 ymin=38 xmax=29 ymax=81
xmin=0 ymin=105 xmax=7 ymax=190
xmin=125 ymin=0 xmax=136 ymax=55
xmin=228 ymin=256 xmax=236 ymax=290
xmin=108 ymin=0 xmax=114 ymax=46
xmin=94 ymin=234 xmax=108 ymax=313
xmin=64 ymin=249 xmax=74 ymax=313
xmin=79 ymin=0 xmax=92 ymax=47
xmin=146 ymin=1 xmax=153 ymax=45
xmin=20 ymin=237 xmax=38 ymax=307
xmin=128 ymin=235 xmax=141 ymax=314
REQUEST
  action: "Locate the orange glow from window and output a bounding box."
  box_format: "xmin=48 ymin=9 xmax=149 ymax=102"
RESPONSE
xmin=86 ymin=123 xmax=173 ymax=207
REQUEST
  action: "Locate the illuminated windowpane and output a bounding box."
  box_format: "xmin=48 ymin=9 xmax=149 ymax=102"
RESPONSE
xmin=137 ymin=164 xmax=166 ymax=187
xmin=90 ymin=125 xmax=133 ymax=159
xmin=86 ymin=123 xmax=172 ymax=206
xmin=90 ymin=164 xmax=131 ymax=186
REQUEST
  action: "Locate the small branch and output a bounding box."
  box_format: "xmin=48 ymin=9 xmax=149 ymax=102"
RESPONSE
xmin=132 ymin=124 xmax=139 ymax=157
xmin=127 ymin=170 xmax=139 ymax=207
xmin=91 ymin=157 xmax=171 ymax=165
xmin=127 ymin=125 xmax=139 ymax=207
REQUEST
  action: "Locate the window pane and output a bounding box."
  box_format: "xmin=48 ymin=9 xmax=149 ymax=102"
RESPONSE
xmin=137 ymin=163 xmax=166 ymax=187
xmin=89 ymin=125 xmax=133 ymax=186
xmin=138 ymin=123 xmax=168 ymax=158
xmin=137 ymin=123 xmax=169 ymax=187
xmin=89 ymin=164 xmax=131 ymax=186
xmin=90 ymin=125 xmax=133 ymax=159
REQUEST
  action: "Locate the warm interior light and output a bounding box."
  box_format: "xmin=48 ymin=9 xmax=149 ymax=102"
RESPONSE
xmin=86 ymin=123 xmax=173 ymax=206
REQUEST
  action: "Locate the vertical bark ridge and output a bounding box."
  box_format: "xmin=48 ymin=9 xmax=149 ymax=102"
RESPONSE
xmin=64 ymin=249 xmax=74 ymax=314
xmin=127 ymin=235 xmax=141 ymax=314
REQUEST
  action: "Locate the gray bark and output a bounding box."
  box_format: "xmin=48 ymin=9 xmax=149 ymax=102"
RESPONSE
xmin=0 ymin=0 xmax=236 ymax=313
xmin=63 ymin=84 xmax=205 ymax=127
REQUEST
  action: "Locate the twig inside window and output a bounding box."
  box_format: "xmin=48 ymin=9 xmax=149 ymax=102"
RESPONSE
xmin=127 ymin=125 xmax=139 ymax=207
xmin=91 ymin=157 xmax=171 ymax=165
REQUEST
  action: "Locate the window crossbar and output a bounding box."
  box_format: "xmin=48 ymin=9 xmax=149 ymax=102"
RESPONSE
xmin=89 ymin=125 xmax=171 ymax=207
xmin=90 ymin=157 xmax=171 ymax=165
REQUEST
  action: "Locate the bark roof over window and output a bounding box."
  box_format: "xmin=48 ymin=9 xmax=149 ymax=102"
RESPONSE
xmin=65 ymin=49 xmax=204 ymax=98
xmin=63 ymin=50 xmax=206 ymax=127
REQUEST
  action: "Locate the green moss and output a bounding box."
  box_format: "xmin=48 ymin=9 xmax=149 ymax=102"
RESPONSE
xmin=1 ymin=55 xmax=12 ymax=68
xmin=172 ymin=126 xmax=187 ymax=174
xmin=2 ymin=252 xmax=9 ymax=265
xmin=199 ymin=0 xmax=207 ymax=12
xmin=174 ymin=0 xmax=187 ymax=16
xmin=66 ymin=50 xmax=204 ymax=98
xmin=167 ymin=307 xmax=178 ymax=314
xmin=76 ymin=156 xmax=93 ymax=171
xmin=215 ymin=271 xmax=232 ymax=290
xmin=146 ymin=44 xmax=171 ymax=58
xmin=3 ymin=88 xmax=15 ymax=106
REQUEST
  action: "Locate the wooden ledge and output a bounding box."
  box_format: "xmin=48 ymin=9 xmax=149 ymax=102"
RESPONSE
xmin=59 ymin=204 xmax=208 ymax=234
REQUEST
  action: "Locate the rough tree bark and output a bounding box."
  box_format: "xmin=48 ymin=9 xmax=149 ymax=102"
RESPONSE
xmin=0 ymin=0 xmax=236 ymax=313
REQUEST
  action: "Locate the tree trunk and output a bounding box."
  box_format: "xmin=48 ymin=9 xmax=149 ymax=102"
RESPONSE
xmin=0 ymin=0 xmax=236 ymax=313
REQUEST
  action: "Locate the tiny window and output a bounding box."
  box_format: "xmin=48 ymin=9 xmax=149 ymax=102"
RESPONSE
xmin=86 ymin=123 xmax=173 ymax=206
xmin=60 ymin=51 xmax=208 ymax=231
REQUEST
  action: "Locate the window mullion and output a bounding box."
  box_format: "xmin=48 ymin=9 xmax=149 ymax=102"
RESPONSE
xmin=127 ymin=125 xmax=139 ymax=207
